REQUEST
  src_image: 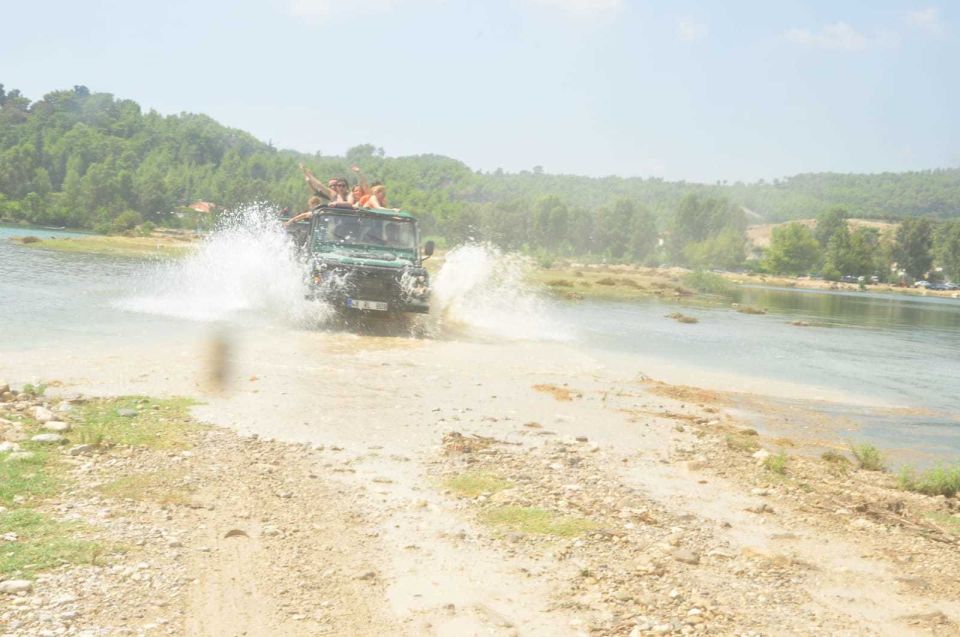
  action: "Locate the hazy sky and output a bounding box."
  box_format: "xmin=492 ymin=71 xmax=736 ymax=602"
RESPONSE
xmin=2 ymin=0 xmax=957 ymax=182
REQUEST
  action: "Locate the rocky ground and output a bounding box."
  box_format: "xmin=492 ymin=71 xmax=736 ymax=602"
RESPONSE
xmin=0 ymin=386 xmax=396 ymax=637
xmin=430 ymin=379 xmax=960 ymax=635
xmin=2 ymin=332 xmax=960 ymax=636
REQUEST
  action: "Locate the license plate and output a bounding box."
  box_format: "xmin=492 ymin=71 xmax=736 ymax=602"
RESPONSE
xmin=347 ymin=299 xmax=388 ymax=311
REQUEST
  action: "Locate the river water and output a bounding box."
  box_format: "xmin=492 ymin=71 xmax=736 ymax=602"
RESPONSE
xmin=2 ymin=222 xmax=959 ymax=462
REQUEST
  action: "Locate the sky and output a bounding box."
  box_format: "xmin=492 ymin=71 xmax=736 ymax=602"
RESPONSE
xmin=2 ymin=0 xmax=957 ymax=183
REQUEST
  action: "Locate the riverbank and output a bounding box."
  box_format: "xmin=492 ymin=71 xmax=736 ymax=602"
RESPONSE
xmin=11 ymin=233 xmax=196 ymax=258
xmin=530 ymin=262 xmax=960 ymax=303
xmin=2 ymin=331 xmax=958 ymax=635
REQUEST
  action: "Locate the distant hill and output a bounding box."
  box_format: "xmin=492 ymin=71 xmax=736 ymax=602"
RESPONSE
xmin=2 ymin=84 xmax=959 ymax=241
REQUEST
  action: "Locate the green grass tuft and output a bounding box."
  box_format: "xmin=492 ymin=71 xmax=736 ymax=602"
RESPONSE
xmin=898 ymin=463 xmax=960 ymax=498
xmin=821 ymin=450 xmax=851 ymax=465
xmin=764 ymin=450 xmax=788 ymax=475
xmin=0 ymin=450 xmax=57 ymax=506
xmin=0 ymin=510 xmax=101 ymax=577
xmin=924 ymin=511 xmax=960 ymax=533
xmin=726 ymin=434 xmax=760 ymax=453
xmin=445 ymin=471 xmax=512 ymax=498
xmin=20 ymin=382 xmax=48 ymax=397
xmin=72 ymin=396 xmax=199 ymax=449
xmin=850 ymin=443 xmax=886 ymax=472
xmin=480 ymin=506 xmax=595 ymax=537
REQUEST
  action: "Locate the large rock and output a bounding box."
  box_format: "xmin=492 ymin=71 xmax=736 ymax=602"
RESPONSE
xmin=0 ymin=382 xmax=9 ymax=395
xmin=0 ymin=441 xmax=20 ymax=453
xmin=32 ymin=406 xmax=55 ymax=423
xmin=42 ymin=421 xmax=71 ymax=433
xmin=6 ymin=451 xmax=36 ymax=462
xmin=0 ymin=579 xmax=33 ymax=594
xmin=31 ymin=433 xmax=64 ymax=444
xmin=672 ymin=549 xmax=701 ymax=565
xmin=116 ymin=408 xmax=138 ymax=418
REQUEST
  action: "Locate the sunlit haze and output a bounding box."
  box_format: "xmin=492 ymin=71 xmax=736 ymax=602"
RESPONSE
xmin=3 ymin=0 xmax=958 ymax=182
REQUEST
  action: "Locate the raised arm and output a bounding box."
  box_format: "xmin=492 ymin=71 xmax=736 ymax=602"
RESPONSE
xmin=300 ymin=163 xmax=334 ymax=198
xmin=351 ymin=165 xmax=370 ymax=195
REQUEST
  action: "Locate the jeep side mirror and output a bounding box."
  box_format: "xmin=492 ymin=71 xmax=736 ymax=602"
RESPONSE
xmin=423 ymin=240 xmax=435 ymax=258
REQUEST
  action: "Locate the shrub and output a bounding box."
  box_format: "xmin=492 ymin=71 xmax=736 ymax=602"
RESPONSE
xmin=136 ymin=221 xmax=156 ymax=237
xmin=764 ymin=450 xmax=788 ymax=475
xmin=682 ymin=270 xmax=733 ymax=295
xmin=821 ymin=450 xmax=851 ymax=465
xmin=726 ymin=434 xmax=759 ymax=453
xmin=851 ymin=443 xmax=885 ymax=472
xmin=21 ymin=382 xmax=47 ymax=396
xmin=898 ymin=464 xmax=960 ymax=498
xmin=111 ymin=210 xmax=143 ymax=234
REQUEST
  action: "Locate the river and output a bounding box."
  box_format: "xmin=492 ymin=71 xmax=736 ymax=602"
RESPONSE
xmin=2 ymin=222 xmax=959 ymax=463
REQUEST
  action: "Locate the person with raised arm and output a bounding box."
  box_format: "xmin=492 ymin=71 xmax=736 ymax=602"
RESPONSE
xmin=348 ymin=164 xmax=370 ymax=205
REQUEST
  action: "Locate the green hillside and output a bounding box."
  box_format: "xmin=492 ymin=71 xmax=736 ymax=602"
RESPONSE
xmin=2 ymin=85 xmax=959 ymax=275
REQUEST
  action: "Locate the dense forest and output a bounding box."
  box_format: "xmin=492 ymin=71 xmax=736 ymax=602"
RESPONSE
xmin=2 ymin=85 xmax=960 ymax=278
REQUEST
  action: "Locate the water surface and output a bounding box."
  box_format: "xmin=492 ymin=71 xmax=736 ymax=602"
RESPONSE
xmin=2 ymin=228 xmax=958 ymax=461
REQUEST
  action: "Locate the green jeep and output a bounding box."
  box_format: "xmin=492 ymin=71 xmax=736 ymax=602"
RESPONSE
xmin=300 ymin=206 xmax=434 ymax=315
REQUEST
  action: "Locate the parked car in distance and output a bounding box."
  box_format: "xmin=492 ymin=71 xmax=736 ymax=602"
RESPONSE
xmin=914 ymin=280 xmax=931 ymax=288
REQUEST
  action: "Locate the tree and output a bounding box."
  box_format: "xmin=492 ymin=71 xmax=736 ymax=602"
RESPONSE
xmin=668 ymin=195 xmax=746 ymax=266
xmin=763 ymin=222 xmax=820 ymax=274
xmin=822 ymin=224 xmax=852 ymax=279
xmin=894 ymin=218 xmax=935 ymax=279
xmin=683 ymin=228 xmax=746 ymax=270
xmin=627 ymin=206 xmax=658 ymax=263
xmin=814 ymin=206 xmax=848 ymax=247
xmin=595 ymin=198 xmax=638 ymax=260
xmin=531 ymin=195 xmax=569 ymax=251
xmin=847 ymin=227 xmax=882 ymax=276
xmin=934 ymin=220 xmax=960 ymax=283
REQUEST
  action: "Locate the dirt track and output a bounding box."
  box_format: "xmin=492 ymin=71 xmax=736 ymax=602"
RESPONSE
xmin=2 ymin=329 xmax=959 ymax=636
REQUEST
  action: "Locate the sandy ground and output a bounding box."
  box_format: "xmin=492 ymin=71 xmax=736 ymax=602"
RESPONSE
xmin=2 ymin=329 xmax=959 ymax=636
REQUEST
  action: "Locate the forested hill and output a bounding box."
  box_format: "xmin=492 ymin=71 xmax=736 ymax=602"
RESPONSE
xmin=1 ymin=85 xmax=959 ymax=238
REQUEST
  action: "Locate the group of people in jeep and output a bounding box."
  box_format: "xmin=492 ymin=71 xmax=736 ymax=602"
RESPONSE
xmin=284 ymin=163 xmax=393 ymax=227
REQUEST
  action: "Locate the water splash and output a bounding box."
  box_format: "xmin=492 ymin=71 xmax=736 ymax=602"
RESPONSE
xmin=430 ymin=244 xmax=571 ymax=341
xmin=118 ymin=204 xmax=331 ymax=326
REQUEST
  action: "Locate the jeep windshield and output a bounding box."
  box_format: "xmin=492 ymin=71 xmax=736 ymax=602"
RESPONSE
xmin=312 ymin=213 xmax=417 ymax=253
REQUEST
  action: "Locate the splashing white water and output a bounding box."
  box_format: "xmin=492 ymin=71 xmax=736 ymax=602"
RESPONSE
xmin=118 ymin=205 xmax=330 ymax=326
xmin=431 ymin=244 xmax=571 ymax=341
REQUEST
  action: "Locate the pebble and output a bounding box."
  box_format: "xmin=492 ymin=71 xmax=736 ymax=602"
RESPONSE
xmin=32 ymin=406 xmax=55 ymax=423
xmin=42 ymin=421 xmax=71 ymax=433
xmin=0 ymin=579 xmax=33 ymax=594
xmin=31 ymin=433 xmax=65 ymax=444
xmin=116 ymin=408 xmax=138 ymax=417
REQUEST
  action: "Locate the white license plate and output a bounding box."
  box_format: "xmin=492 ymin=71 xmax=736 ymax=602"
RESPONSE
xmin=347 ymin=299 xmax=388 ymax=311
